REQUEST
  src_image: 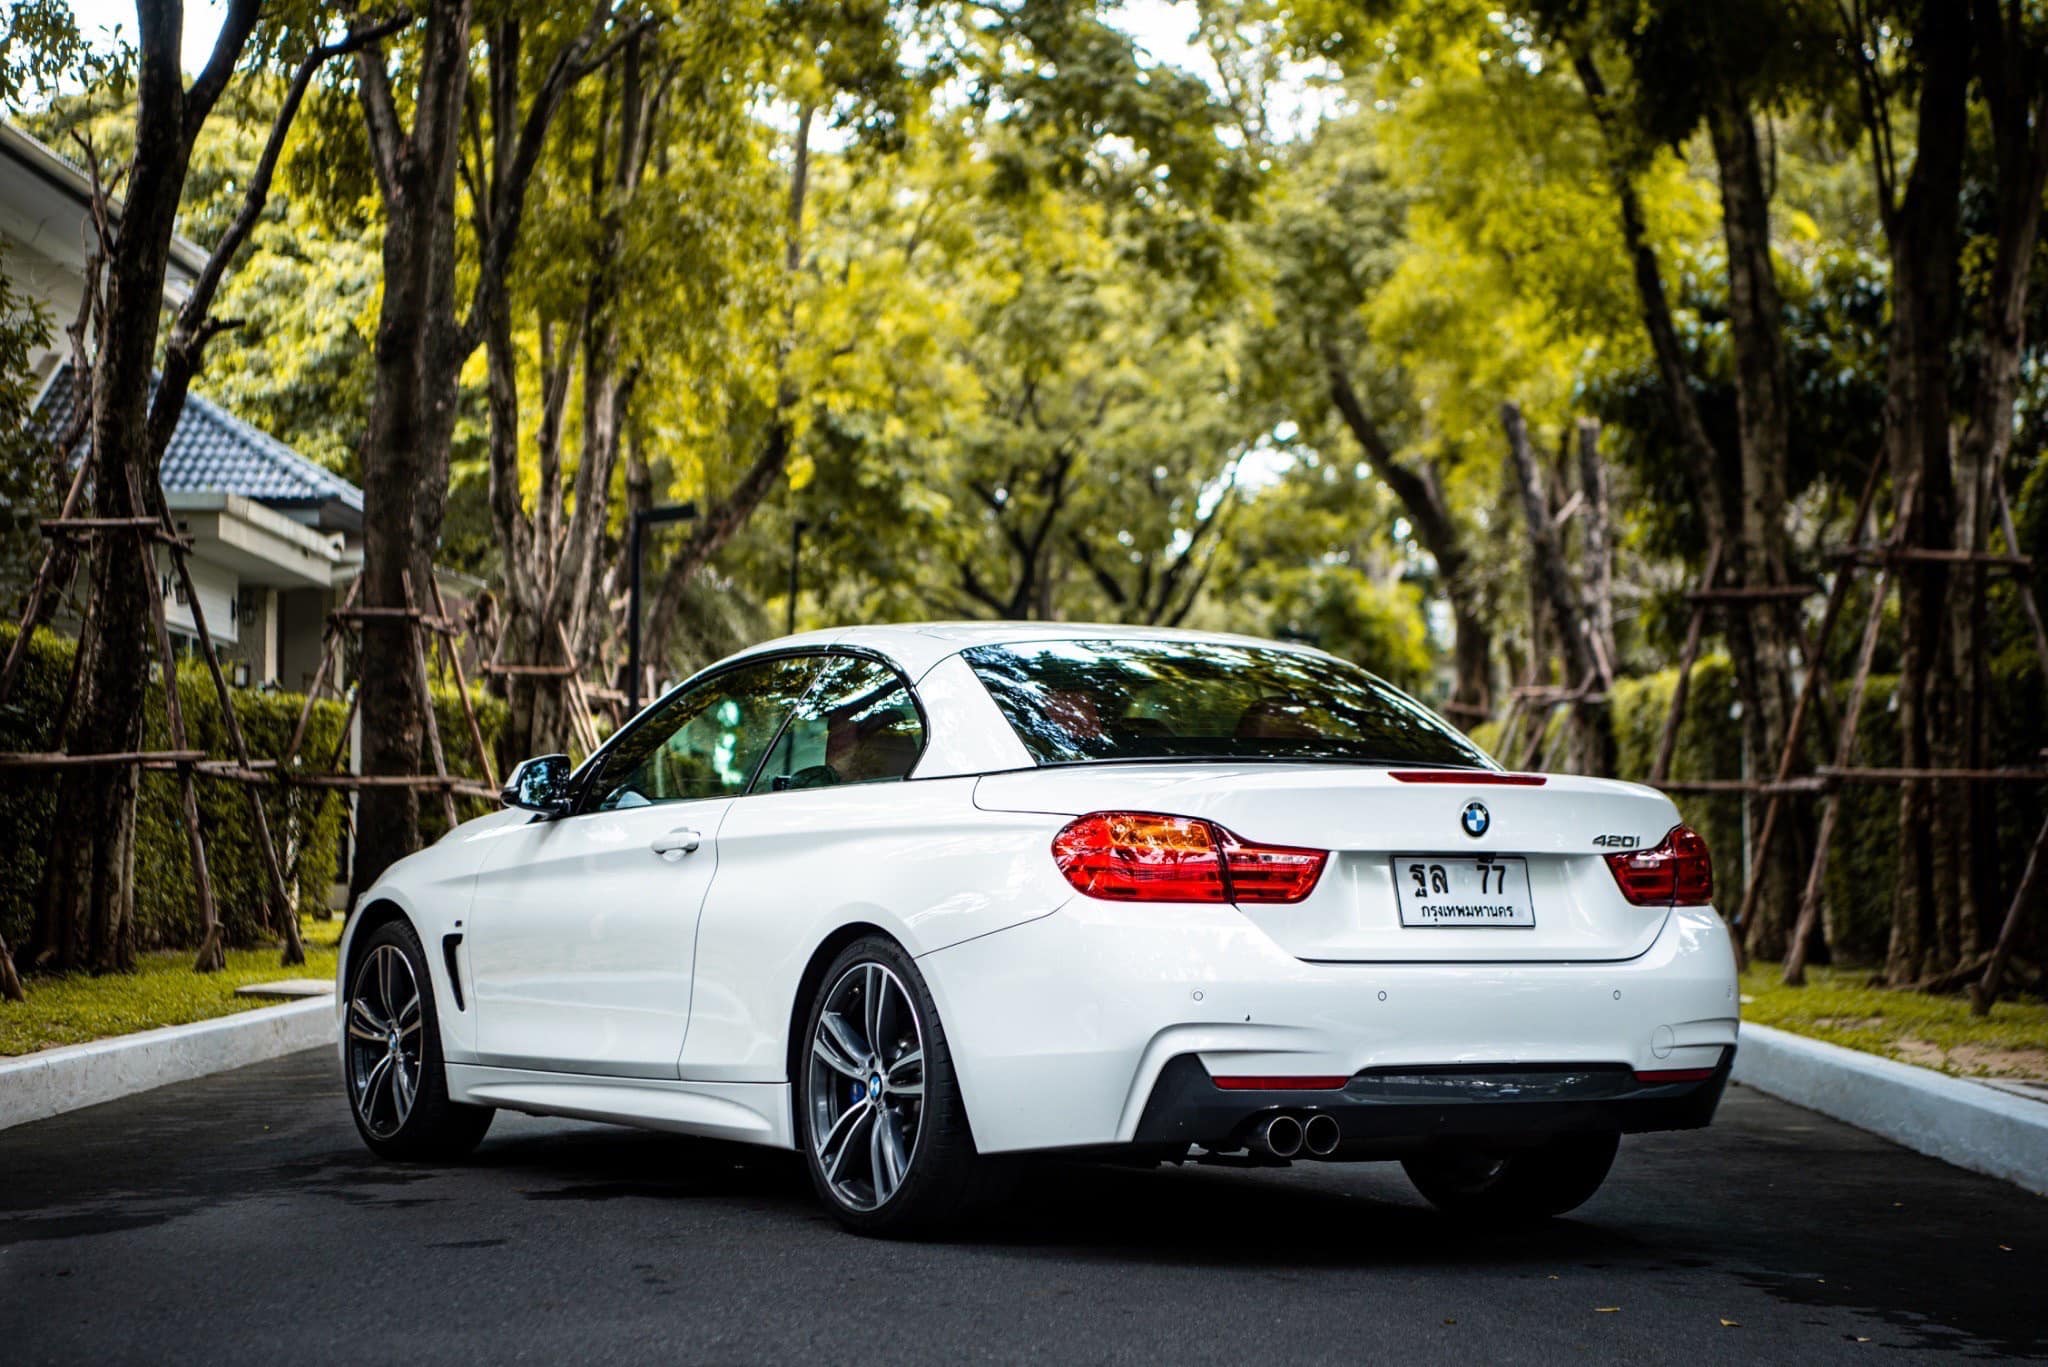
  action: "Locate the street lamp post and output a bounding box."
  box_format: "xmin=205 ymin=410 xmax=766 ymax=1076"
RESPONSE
xmin=626 ymin=502 xmax=698 ymax=714
xmin=787 ymin=519 xmax=809 ymax=636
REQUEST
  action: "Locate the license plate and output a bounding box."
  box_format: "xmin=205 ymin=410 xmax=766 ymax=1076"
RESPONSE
xmin=1393 ymin=855 xmax=1535 ymax=927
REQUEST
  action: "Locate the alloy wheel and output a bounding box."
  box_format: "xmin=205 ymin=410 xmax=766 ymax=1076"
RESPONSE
xmin=347 ymin=943 xmax=423 ymax=1141
xmin=808 ymin=961 xmax=926 ymax=1211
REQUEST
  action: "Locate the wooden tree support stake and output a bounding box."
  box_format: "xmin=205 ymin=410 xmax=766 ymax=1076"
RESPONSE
xmin=1650 ymin=543 xmax=1722 ymax=787
xmin=428 ymin=574 xmax=498 ymax=791
xmin=1780 ymin=476 xmax=1919 ymax=984
xmin=1731 ymin=459 xmax=1887 ymax=950
xmin=402 ymin=571 xmax=461 ymax=831
xmin=1970 ymin=809 xmax=2048 ymax=1016
xmin=165 ymin=538 xmax=305 ymax=966
xmin=133 ymin=510 xmax=225 ymax=975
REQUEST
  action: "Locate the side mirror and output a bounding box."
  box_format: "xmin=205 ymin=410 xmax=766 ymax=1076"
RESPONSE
xmin=501 ymin=754 xmax=572 ymax=816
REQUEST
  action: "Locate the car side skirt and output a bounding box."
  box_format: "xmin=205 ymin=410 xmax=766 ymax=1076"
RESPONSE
xmin=444 ymin=1064 xmax=796 ymax=1149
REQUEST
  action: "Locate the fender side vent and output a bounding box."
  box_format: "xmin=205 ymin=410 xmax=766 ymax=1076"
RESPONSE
xmin=441 ymin=934 xmax=466 ymax=1011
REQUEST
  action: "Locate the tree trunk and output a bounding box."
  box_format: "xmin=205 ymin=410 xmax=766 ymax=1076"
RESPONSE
xmin=1503 ymin=403 xmax=1614 ymax=776
xmin=1576 ymin=45 xmax=1806 ymax=952
xmin=1880 ymin=8 xmax=1970 ymax=986
xmin=31 ymin=0 xmax=244 ymax=972
xmin=1950 ymin=0 xmax=2048 ymax=961
xmin=1324 ymin=349 xmax=1491 ymax=717
xmin=349 ymin=3 xmax=473 ymax=898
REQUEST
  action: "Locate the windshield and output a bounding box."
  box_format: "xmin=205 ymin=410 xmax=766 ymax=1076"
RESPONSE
xmin=962 ymin=639 xmax=1494 ymax=769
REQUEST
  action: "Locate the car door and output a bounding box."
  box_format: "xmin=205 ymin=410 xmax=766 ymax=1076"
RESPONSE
xmin=679 ymin=653 xmax=931 ymax=1079
xmin=467 ymin=654 xmax=820 ymax=1078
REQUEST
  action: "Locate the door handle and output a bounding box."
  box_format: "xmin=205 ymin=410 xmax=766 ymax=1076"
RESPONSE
xmin=651 ymin=828 xmax=702 ymax=860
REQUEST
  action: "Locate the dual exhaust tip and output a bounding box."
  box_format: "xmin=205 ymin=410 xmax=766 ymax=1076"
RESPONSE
xmin=1251 ymin=1111 xmax=1341 ymax=1160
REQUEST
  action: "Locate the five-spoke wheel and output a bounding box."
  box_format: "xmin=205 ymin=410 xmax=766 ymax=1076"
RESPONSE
xmin=347 ymin=943 xmax=423 ymax=1140
xmin=342 ymin=919 xmax=493 ymax=1160
xmin=798 ymin=936 xmax=999 ymax=1235
xmin=808 ymin=961 xmax=926 ymax=1210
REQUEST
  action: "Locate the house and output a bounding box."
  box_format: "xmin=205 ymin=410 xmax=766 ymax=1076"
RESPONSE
xmin=0 ymin=120 xmax=207 ymax=386
xmin=5 ymin=120 xmax=363 ymax=692
xmin=31 ymin=364 xmax=362 ymax=691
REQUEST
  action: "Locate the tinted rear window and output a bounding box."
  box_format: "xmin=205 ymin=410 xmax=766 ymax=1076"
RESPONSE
xmin=962 ymin=640 xmax=1493 ymax=769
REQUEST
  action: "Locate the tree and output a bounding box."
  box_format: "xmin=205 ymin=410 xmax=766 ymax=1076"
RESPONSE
xmin=343 ymin=1 xmax=625 ymax=892
xmin=21 ymin=4 xmax=378 ymax=973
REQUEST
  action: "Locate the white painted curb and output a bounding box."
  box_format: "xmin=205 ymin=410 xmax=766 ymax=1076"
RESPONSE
xmin=0 ymin=996 xmax=335 ymax=1131
xmin=1732 ymin=1021 xmax=2048 ymax=1196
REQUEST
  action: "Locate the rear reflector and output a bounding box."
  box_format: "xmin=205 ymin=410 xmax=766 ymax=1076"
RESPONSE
xmin=1213 ymin=1075 xmax=1351 ymax=1091
xmin=1051 ymin=812 xmax=1327 ymax=904
xmin=1390 ymin=770 xmax=1547 ymax=785
xmin=1633 ymin=1067 xmax=1717 ymax=1085
xmin=1604 ymin=824 xmax=1714 ymax=906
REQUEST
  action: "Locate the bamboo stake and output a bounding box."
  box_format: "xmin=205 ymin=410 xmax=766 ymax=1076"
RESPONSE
xmin=556 ymin=621 xmax=601 ymax=759
xmin=428 ymin=574 xmax=497 ymax=790
xmin=1781 ymin=476 xmax=1919 ymax=984
xmin=1968 ymin=483 xmax=2048 ymax=1016
xmin=164 ymin=542 xmax=304 ymax=966
xmin=1970 ymin=810 xmax=2048 ymax=1016
xmin=1995 ymin=483 xmax=2048 ymax=681
xmin=134 ymin=517 xmax=224 ymax=974
xmin=1650 ymin=542 xmax=1722 ymax=786
xmin=1732 ymin=460 xmax=1886 ymax=943
xmin=0 ymin=458 xmax=91 ymax=709
xmin=402 ymin=571 xmax=460 ymax=830
xmin=1537 ymin=667 xmax=1600 ymax=773
xmin=282 ymin=576 xmax=360 ymax=767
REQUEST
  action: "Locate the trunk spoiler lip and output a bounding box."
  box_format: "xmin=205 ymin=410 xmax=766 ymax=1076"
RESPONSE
xmin=1390 ymin=770 xmax=1548 ymax=786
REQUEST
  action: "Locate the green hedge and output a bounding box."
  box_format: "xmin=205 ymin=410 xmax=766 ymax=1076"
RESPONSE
xmin=0 ymin=625 xmax=348 ymax=953
xmin=1501 ymin=654 xmax=2047 ymax=964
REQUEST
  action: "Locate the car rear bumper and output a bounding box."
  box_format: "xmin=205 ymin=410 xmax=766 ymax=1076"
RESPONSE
xmin=917 ymin=899 xmax=1740 ymax=1155
xmin=1128 ymin=1050 xmax=1732 ymax=1157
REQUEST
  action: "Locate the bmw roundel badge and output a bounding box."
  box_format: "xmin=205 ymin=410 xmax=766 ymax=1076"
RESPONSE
xmin=1461 ymin=801 xmax=1490 ymax=839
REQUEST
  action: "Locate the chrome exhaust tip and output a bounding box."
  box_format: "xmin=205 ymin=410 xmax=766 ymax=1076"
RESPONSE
xmin=1301 ymin=1112 xmax=1341 ymax=1157
xmin=1252 ymin=1113 xmax=1304 ymax=1159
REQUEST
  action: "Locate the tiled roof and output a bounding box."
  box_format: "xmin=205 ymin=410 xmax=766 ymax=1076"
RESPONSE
xmin=34 ymin=363 xmax=363 ymax=524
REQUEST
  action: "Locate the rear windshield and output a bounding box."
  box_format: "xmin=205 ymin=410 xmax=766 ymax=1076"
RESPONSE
xmin=962 ymin=639 xmax=1493 ymax=769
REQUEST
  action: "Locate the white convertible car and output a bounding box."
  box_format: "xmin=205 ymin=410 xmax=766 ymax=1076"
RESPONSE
xmin=337 ymin=623 xmax=1738 ymax=1234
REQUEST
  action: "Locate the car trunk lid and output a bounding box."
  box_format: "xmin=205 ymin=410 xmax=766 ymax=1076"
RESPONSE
xmin=974 ymin=764 xmax=1685 ymax=962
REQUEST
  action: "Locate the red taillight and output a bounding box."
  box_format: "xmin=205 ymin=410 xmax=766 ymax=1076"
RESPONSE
xmin=1213 ymin=1075 xmax=1350 ymax=1091
xmin=1604 ymin=824 xmax=1713 ymax=907
xmin=1050 ymin=812 xmax=1327 ymax=904
xmin=1633 ymin=1067 xmax=1716 ymax=1085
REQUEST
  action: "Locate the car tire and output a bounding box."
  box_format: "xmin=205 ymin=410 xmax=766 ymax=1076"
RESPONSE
xmin=797 ymin=935 xmax=1002 ymax=1237
xmin=1402 ymin=1131 xmax=1620 ymax=1222
xmin=344 ymin=919 xmax=493 ymax=1162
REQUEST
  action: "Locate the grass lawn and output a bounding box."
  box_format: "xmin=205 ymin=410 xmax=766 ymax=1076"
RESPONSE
xmin=1742 ymin=964 xmax=2048 ymax=1084
xmin=0 ymin=916 xmax=343 ymax=1057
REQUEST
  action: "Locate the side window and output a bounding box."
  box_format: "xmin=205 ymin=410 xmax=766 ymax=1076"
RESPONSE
xmin=752 ymin=655 xmax=925 ymax=793
xmin=585 ymin=656 xmax=819 ymax=811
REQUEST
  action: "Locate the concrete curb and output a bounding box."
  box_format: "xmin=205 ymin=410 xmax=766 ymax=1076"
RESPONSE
xmin=0 ymin=996 xmax=335 ymax=1131
xmin=1732 ymin=1021 xmax=2048 ymax=1195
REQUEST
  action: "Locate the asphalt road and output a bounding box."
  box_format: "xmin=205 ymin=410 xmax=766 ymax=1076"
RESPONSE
xmin=1 ymin=1050 xmax=2043 ymax=1365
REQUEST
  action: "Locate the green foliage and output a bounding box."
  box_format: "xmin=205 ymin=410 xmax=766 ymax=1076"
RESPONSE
xmin=0 ymin=626 xmax=350 ymax=954
xmin=0 ymin=0 xmax=97 ymax=111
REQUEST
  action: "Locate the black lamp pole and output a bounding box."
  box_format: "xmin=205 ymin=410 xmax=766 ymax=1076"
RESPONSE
xmin=627 ymin=502 xmax=698 ymax=714
xmin=787 ymin=519 xmax=809 ymax=636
